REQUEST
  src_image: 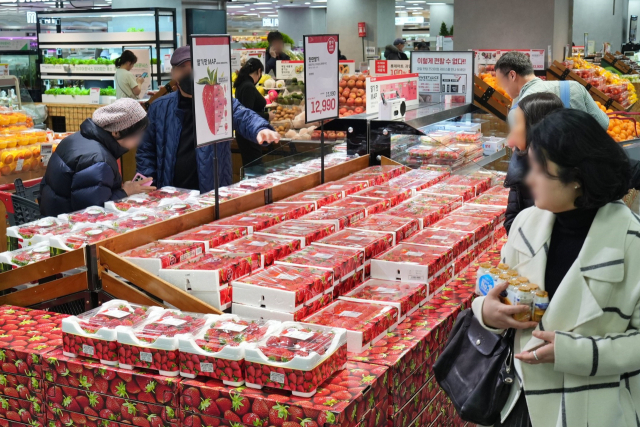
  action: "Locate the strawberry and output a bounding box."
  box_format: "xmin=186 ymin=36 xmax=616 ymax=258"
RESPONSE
xmin=198 ymin=398 xmax=220 ymax=417
xmin=105 ymin=397 xmax=120 ymax=414
xmin=148 ymin=414 xmax=163 ymax=427
xmin=154 ymin=385 xmax=172 ymax=404
xmin=229 ymin=393 xmax=249 ymax=416
xmin=121 ymin=402 xmax=137 ymax=421
xmin=197 ymin=67 xmax=228 ymax=135
xmin=269 ymin=403 xmax=289 ymax=427
xmin=223 ymin=410 xmax=241 ymax=423
xmin=288 ymin=406 xmax=305 ymax=421
xmin=282 ymin=422 xmax=302 ymax=427
xmin=215 ymin=397 xmax=232 ymax=413
xmin=181 ymin=387 xmax=201 ymax=407
xmin=93 ymin=378 xmax=109 ymax=395
xmin=47 ymin=386 xmax=63 ymax=404
xmin=6 ymin=410 xmax=20 ymax=421
xmin=251 ymin=399 xmax=269 ymax=419
xmin=332 ymin=391 xmax=352 ymax=400
xmin=132 ymin=416 xmax=150 ymax=427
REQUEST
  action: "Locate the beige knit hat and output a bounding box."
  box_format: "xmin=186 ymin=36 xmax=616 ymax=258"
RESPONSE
xmin=92 ymin=98 xmax=147 ymax=132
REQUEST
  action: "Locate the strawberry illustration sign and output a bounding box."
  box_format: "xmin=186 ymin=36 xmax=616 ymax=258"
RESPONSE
xmin=191 ymin=35 xmax=233 ymax=146
xmin=304 ymin=34 xmax=339 ymax=123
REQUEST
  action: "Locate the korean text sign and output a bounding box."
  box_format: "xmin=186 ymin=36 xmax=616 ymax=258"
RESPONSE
xmin=304 ymin=34 xmax=339 ymax=123
xmin=411 ymin=51 xmax=474 ymax=103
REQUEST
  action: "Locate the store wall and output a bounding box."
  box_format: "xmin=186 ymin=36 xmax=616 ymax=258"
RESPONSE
xmin=278 ymin=8 xmax=327 ymax=47
xmin=429 ymin=4 xmax=454 ymax=35
xmin=573 ymin=0 xmax=628 ymax=51
xmin=111 ymin=0 xmax=183 ymax=41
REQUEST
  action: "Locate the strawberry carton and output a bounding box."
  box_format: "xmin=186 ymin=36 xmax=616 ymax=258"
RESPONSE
xmin=231 ymin=265 xmax=333 ymax=312
xmin=214 ymin=235 xmax=301 ymax=269
xmin=247 ymin=202 xmax=316 ymax=221
xmin=0 ymin=396 xmax=43 ymax=426
xmin=232 ymin=293 xmax=334 ymax=322
xmin=120 ymin=242 xmax=205 ymax=275
xmin=484 ymin=185 xmax=510 ymax=196
xmin=339 ymin=279 xmax=428 ymax=321
xmin=146 ymin=187 xmax=199 ymax=200
xmin=244 ymin=322 xmax=347 ymax=397
xmin=347 ymin=214 xmax=419 ymax=245
xmin=445 ymin=174 xmax=492 ymax=195
xmin=353 ymin=186 xmax=412 ymax=207
xmin=42 ymin=350 xmax=180 ymax=407
xmin=58 ymin=207 xmax=121 ymax=226
xmin=387 ymin=176 xmax=438 ymax=194
xmin=104 ymin=194 xmax=160 ymax=214
xmin=111 ymin=213 xmax=167 ymax=232
xmin=6 ymin=217 xmax=71 ymax=250
xmin=160 ymin=224 xmax=248 ymax=251
xmin=256 ymin=220 xmax=335 ymax=248
xmin=409 ymin=193 xmax=463 ymax=214
xmin=44 ymin=384 xmax=179 ymax=427
xmin=386 ymin=362 xmax=434 ymax=415
xmin=0 ymin=243 xmax=51 ymax=270
xmin=61 ymin=300 xmax=164 ymax=365
xmin=152 ymin=201 xmax=204 ymax=218
xmin=178 ymin=314 xmax=280 ymax=384
xmin=404 ymin=168 xmax=450 ymax=182
xmin=388 ymin=379 xmax=432 ymax=427
xmin=307 ymin=181 xmax=368 ymax=197
xmin=45 ymin=407 xmax=177 ymax=427
xmin=332 ymin=270 xmax=365 ymax=299
xmin=451 ymin=204 xmax=505 ymax=226
xmin=276 ymin=190 xmax=343 ymax=210
xmin=0 ymin=373 xmax=42 ymax=401
xmin=325 ymin=197 xmax=390 ymax=217
xmin=275 ymin=246 xmax=364 ymax=283
xmin=470 ymin=192 xmax=509 ymax=208
xmin=431 ymin=215 xmax=495 ymax=241
xmin=386 ymin=202 xmax=444 ymax=229
xmin=116 ymin=310 xmax=213 ymax=376
xmin=424 ymin=183 xmax=475 ymax=201
xmin=304 ymin=300 xmax=399 ymax=353
xmin=299 ymin=207 xmax=366 ymax=231
xmin=49 ymin=226 xmax=121 ymax=252
xmin=214 ymin=214 xmax=279 ymax=233
xmin=313 ymin=229 xmax=394 ymax=271
xmin=405 ymin=227 xmax=474 ymax=259
xmin=0 ymin=418 xmax=44 ymax=427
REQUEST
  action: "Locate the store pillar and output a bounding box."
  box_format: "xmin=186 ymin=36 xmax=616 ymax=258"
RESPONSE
xmin=278 ymin=8 xmax=327 ymax=48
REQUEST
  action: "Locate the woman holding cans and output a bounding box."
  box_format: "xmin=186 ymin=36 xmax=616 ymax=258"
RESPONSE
xmin=472 ymin=109 xmax=640 ymax=427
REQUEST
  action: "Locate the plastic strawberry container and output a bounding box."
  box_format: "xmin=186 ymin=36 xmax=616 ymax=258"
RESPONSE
xmin=146 ymin=186 xmax=200 ymax=200
xmin=446 ymin=174 xmax=493 ymax=195
xmin=243 ymin=322 xmax=347 ymax=396
xmin=304 ymin=300 xmax=399 ymax=353
xmin=0 ymin=243 xmax=51 ymax=270
xmin=178 ymin=314 xmax=280 ymax=384
xmin=485 ymin=185 xmax=510 ymax=196
xmin=324 ymin=196 xmax=391 ymax=217
xmin=255 ymin=220 xmax=336 ymax=248
xmin=6 ymin=217 xmax=71 ymax=250
xmin=160 ymin=224 xmax=248 ymax=250
xmin=370 ymin=243 xmax=454 ymax=287
xmin=276 ymin=190 xmax=343 ymax=209
xmin=116 ymin=310 xmax=213 ymax=376
xmin=424 ymin=183 xmax=476 ymax=201
xmin=347 ymin=214 xmax=419 ymax=245
xmin=339 ymin=279 xmax=428 ymax=321
xmin=214 ymin=234 xmax=301 ymax=268
xmin=104 ymin=194 xmax=160 ymax=214
xmin=307 ymin=181 xmax=368 ymax=197
xmin=120 ymin=241 xmax=206 ymax=275
xmin=275 ymin=245 xmax=364 ymax=283
xmin=61 ymin=300 xmax=163 ymax=365
xmin=299 ymin=206 xmax=366 ymax=230
xmin=153 ymin=201 xmax=204 ymax=218
xmin=405 ymin=227 xmax=474 ymax=259
xmin=387 ymin=202 xmax=445 ymax=229
xmin=471 ymin=193 xmax=509 ymax=208
xmin=49 ymin=225 xmax=120 ymax=252
xmin=455 ymin=130 xmax=482 ymax=142
xmin=232 ymin=264 xmax=333 ymax=312
xmin=453 ymin=203 xmax=506 ymax=224
xmin=58 ymin=206 xmax=121 ymax=225
xmin=354 ymin=185 xmax=412 ymax=207
xmin=431 ymin=214 xmax=495 ymax=241
xmin=404 ymin=167 xmax=450 ymax=182
xmin=247 ymin=202 xmax=316 ymax=221
xmin=387 ymin=176 xmax=439 ymax=194
xmin=214 ymin=213 xmax=280 ymax=233
xmin=410 ymin=192 xmax=464 ymax=213
xmin=407 ymin=145 xmax=437 ymax=161
xmin=313 ymin=229 xmax=394 ymax=266
xmin=111 ymin=212 xmax=167 ymax=231
xmin=232 ymin=293 xmax=334 ymax=322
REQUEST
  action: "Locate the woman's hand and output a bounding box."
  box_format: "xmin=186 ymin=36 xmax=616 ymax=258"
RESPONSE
xmin=515 ymin=331 xmax=555 ymax=364
xmin=257 ymin=129 xmax=280 ymax=146
xmin=136 ymin=76 xmax=145 ymax=85
xmin=481 ymin=281 xmax=539 ymax=330
xmin=123 ymin=178 xmax=156 ymax=196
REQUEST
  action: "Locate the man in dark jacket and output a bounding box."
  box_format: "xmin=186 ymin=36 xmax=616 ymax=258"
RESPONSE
xmin=265 ymin=31 xmax=290 ymax=76
xmin=136 ymin=46 xmax=279 ymax=192
xmin=384 ymin=39 xmax=409 ymax=60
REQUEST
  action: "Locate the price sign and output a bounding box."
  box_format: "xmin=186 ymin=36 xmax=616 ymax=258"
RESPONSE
xmin=89 ymin=87 xmax=100 ymax=104
xmin=191 ymin=35 xmax=233 ymax=147
xmin=304 ymin=34 xmax=339 ymax=123
xmin=276 ymin=60 xmax=304 ymax=80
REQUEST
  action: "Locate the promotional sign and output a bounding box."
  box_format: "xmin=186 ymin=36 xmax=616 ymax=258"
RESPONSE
xmin=339 ymin=60 xmax=355 ymax=77
xmin=277 ymin=60 xmax=304 ymax=80
xmin=89 ymin=87 xmax=100 ymax=104
xmin=129 ymin=48 xmax=151 ymax=100
xmin=369 ymin=60 xmax=410 ymax=76
xmin=572 ymin=45 xmax=585 ymax=56
xmin=474 ymin=49 xmax=545 ymax=74
xmin=365 ymin=46 xmax=376 ymax=57
xmin=191 ymin=35 xmax=233 ymax=146
xmin=0 ymin=64 xmax=8 ymax=76
xmin=304 ymin=34 xmax=339 ymax=123
xmin=358 ymin=22 xmax=366 ymax=38
xmin=231 ymin=48 xmax=266 ymax=74
xmin=411 ymin=51 xmax=474 ymax=103
xmin=0 ymin=39 xmax=30 ymax=51
xmin=365 ymin=73 xmax=419 ymax=115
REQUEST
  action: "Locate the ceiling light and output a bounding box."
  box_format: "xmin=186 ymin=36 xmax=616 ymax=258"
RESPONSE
xmin=268 ymin=14 xmax=278 ymax=16
xmin=305 ymin=1 xmax=310 ymax=3
xmin=410 ymin=1 xmax=427 ymax=2
xmin=227 ymin=5 xmax=245 ymax=8
xmin=396 ymin=5 xmax=405 ymax=7
xmin=254 ymin=2 xmax=271 ymax=4
xmin=256 ymin=7 xmax=273 ymax=9
xmin=310 ymin=5 xmax=326 ymax=7
xmin=407 ymin=7 xmax=422 ymax=10
xmin=312 ymin=0 xmax=327 ymax=2
xmin=426 ymin=2 xmax=446 ymax=4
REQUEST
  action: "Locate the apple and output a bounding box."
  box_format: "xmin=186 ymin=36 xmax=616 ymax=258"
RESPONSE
xmin=347 ymin=79 xmax=356 ymax=88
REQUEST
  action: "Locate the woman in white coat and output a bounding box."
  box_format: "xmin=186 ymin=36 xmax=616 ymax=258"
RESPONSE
xmin=472 ymin=108 xmax=640 ymax=427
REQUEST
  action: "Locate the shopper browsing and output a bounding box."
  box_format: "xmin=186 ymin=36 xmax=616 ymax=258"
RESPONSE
xmin=265 ymin=31 xmax=290 ymax=76
xmin=474 ymin=109 xmax=640 ymax=427
xmin=136 ymin=46 xmax=280 ymax=192
xmin=114 ymin=50 xmax=145 ymax=100
xmin=39 ymin=99 xmax=154 ymax=216
xmin=384 ymin=39 xmax=409 ymax=60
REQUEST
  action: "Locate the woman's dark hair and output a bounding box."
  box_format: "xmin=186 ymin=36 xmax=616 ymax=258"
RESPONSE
xmin=234 ymin=58 xmax=264 ymax=89
xmin=517 ymin=92 xmax=564 ymax=153
xmin=529 ymin=109 xmax=630 ymax=209
xmin=114 ymin=50 xmax=138 ymax=68
xmin=118 ymin=116 xmax=149 ymax=139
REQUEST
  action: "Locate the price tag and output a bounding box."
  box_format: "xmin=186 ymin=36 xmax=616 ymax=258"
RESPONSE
xmin=429 ymin=235 xmax=449 ymax=240
xmin=159 ymin=317 xmax=187 ymax=326
xmin=249 ymin=240 xmax=269 ymax=247
xmin=89 ymin=87 xmax=100 ymax=104
xmin=215 ymin=322 xmax=248 ymax=332
xmin=375 ymin=287 xmax=397 ymax=293
xmin=270 ymin=371 xmax=286 ymax=384
xmin=200 ymin=362 xmax=214 ymax=372
xmin=283 ymin=329 xmax=314 ymax=340
xmin=15 ymin=159 xmax=23 ymax=172
xmin=313 ymin=253 xmax=334 ymax=259
xmin=82 ymin=344 xmax=95 ymax=356
xmin=196 ymin=229 xmax=214 ymax=234
xmin=283 ymin=226 xmax=307 ymax=231
xmin=454 ymin=222 xmax=471 ymax=226
xmin=327 ymin=185 xmax=344 ymax=190
xmin=140 ymin=352 xmax=153 ymax=363
xmin=405 ymin=251 xmax=424 ymax=257
xmin=40 ymin=144 xmax=53 ymax=166
xmin=339 ymin=311 xmax=362 ymax=318
xmin=346 ymin=236 xmax=366 ymax=241
xmin=304 ymin=35 xmax=339 ymax=123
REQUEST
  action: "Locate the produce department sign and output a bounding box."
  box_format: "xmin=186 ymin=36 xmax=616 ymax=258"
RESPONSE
xmin=304 ymin=34 xmax=339 ymax=123
xmin=191 ymin=35 xmax=233 ymax=147
xmin=411 ymin=51 xmax=474 ymax=104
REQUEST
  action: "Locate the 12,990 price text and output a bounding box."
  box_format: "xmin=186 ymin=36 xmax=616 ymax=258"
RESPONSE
xmin=310 ymin=98 xmax=336 ymax=114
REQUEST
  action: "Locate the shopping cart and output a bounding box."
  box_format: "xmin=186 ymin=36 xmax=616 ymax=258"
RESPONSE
xmin=0 ymin=178 xmax=42 ymax=226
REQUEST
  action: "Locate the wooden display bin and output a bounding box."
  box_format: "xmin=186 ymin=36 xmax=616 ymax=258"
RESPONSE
xmin=473 ymin=75 xmax=512 ymax=122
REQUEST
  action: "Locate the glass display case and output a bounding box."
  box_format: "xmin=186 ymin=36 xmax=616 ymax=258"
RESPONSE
xmin=0 ymin=53 xmax=38 ymax=95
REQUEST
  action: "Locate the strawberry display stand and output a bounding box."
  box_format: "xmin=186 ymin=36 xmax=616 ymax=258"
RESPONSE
xmin=243 ymin=322 xmax=347 ymax=396
xmin=304 ymin=300 xmax=399 ymax=353
xmin=120 ymin=242 xmax=205 ymax=275
xmin=275 ymin=190 xmax=343 ymax=210
xmin=178 ymin=314 xmax=280 ymax=384
xmin=0 ymin=243 xmax=51 ymax=270
xmin=347 ymin=214 xmax=419 ymax=245
xmin=275 ymin=245 xmax=364 ymax=284
xmin=116 ymin=310 xmax=213 ymax=376
xmin=5 ymin=217 xmax=72 ymax=250
xmin=255 ymin=220 xmax=336 ymax=248
xmin=299 ymin=207 xmax=366 ymax=230
xmin=61 ymin=300 xmax=164 ymax=365
xmin=353 ymin=186 xmax=412 ymax=207
xmin=339 ymin=280 xmax=428 ymax=321
xmin=160 ymin=224 xmax=248 ymax=251
xmin=214 ymin=234 xmax=301 ymax=269
xmin=327 ymin=196 xmax=391 ymax=217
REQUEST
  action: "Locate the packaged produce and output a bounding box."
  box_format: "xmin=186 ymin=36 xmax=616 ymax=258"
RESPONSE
xmin=244 ymin=322 xmax=347 ymax=396
xmin=160 ymin=224 xmax=248 ymax=251
xmin=299 ymin=206 xmax=366 ymax=230
xmin=325 ymin=196 xmax=391 ymax=216
xmin=255 ymin=220 xmax=335 ymax=247
xmin=146 ymin=187 xmax=199 ymax=200
xmin=347 ymin=214 xmax=419 ymax=245
xmin=116 ymin=310 xmax=212 ymax=376
xmin=232 ymin=264 xmax=333 ymax=312
xmin=405 ymin=227 xmax=474 ymax=259
xmin=304 ymin=300 xmax=399 ymax=353
xmin=104 ymin=194 xmax=160 ymax=213
xmin=275 ymin=245 xmax=364 ymax=283
xmin=111 ymin=212 xmax=167 ymax=231
xmin=313 ymin=229 xmax=394 ymax=267
xmin=0 ymin=243 xmax=50 ymax=270
xmin=276 ymin=190 xmax=343 ymax=209
xmin=49 ymin=225 xmax=120 ymax=251
xmin=445 ymin=174 xmax=493 ymax=194
xmin=247 ymin=202 xmax=315 ymax=221
xmin=214 ymin=213 xmax=280 ymax=233
xmin=5 ymin=217 xmax=71 ymax=250
xmin=471 ymin=192 xmax=509 ymax=208
xmin=340 ymin=279 xmax=428 ymax=321
xmin=432 ymin=214 xmax=496 ymax=241
xmin=512 ymin=285 xmax=533 ymax=322
xmin=232 ymin=293 xmax=334 ymax=322
xmin=307 ymin=181 xmax=368 ymax=197
xmin=120 ymin=241 xmax=205 ymax=275
xmin=178 ymin=314 xmax=280 ymax=384
xmin=354 ymin=185 xmax=412 ymax=207
xmin=410 ymin=192 xmax=464 ymax=213
xmin=455 ymin=130 xmax=482 ymax=142
xmin=425 ymin=183 xmax=476 ymax=201
xmin=452 ymin=204 xmax=506 ymax=225
xmin=61 ymin=300 xmax=163 ymax=365
xmin=485 ymin=185 xmax=510 ymax=196
xmin=407 ymin=145 xmax=437 ymax=161
xmin=387 ymin=175 xmax=439 ymax=194
xmin=214 ymin=234 xmax=301 ymax=268
xmin=235 ymin=178 xmax=274 ymax=191
xmin=424 ymin=131 xmax=453 ymax=144
xmin=153 ymin=201 xmax=204 ymax=218
xmin=58 ymin=206 xmax=120 ymax=225
xmin=0 ymin=373 xmax=42 ymax=401
xmin=387 ymin=201 xmax=444 ymax=229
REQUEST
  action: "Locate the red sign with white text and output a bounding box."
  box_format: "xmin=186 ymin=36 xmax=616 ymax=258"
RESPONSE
xmin=375 ymin=60 xmax=387 ymax=75
xmin=358 ymin=22 xmax=366 ymax=38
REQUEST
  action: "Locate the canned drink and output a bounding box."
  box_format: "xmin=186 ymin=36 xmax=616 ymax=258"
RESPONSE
xmin=513 ymin=284 xmax=533 ymax=322
xmin=532 ymin=290 xmax=549 ymax=322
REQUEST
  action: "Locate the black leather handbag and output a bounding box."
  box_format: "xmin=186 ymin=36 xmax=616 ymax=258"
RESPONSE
xmin=433 ymin=309 xmax=515 ymax=426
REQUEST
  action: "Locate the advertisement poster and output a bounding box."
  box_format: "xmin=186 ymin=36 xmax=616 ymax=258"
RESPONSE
xmin=128 ymin=48 xmax=151 ymax=100
xmin=365 ymin=73 xmax=419 ymax=115
xmin=474 ymin=49 xmax=545 ymax=74
xmin=369 ymin=60 xmax=410 ymax=76
xmin=411 ymin=51 xmax=473 ymax=103
xmin=231 ymin=48 xmax=265 ymax=74
xmin=339 ymin=60 xmax=355 ymax=77
xmin=191 ymin=35 xmax=233 ymax=146
xmin=277 ymin=60 xmax=304 ymax=80
xmin=304 ymin=34 xmax=339 ymax=123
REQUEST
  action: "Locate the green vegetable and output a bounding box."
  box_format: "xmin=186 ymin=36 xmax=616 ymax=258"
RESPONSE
xmin=44 ymin=87 xmax=91 ymax=96
xmin=43 ymin=57 xmax=115 ymax=66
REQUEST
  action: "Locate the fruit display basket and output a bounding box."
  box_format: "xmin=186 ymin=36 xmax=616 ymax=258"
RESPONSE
xmin=178 ymin=314 xmax=280 ymax=384
xmin=243 ymin=322 xmax=347 ymax=397
xmin=49 ymin=225 xmax=120 ymax=252
xmin=431 ymin=215 xmax=495 ymax=241
xmin=246 ymin=202 xmax=316 ymax=221
xmin=405 ymin=227 xmax=474 ymax=259
xmin=61 ymin=300 xmax=164 ymax=365
xmin=160 ymin=224 xmax=248 ymax=251
xmin=116 ymin=310 xmax=213 ymax=376
xmin=5 ymin=217 xmax=72 ymax=250
xmin=275 ymin=190 xmax=343 ymax=210
xmin=354 ymin=186 xmax=412 ymax=207
xmin=411 ymin=193 xmax=464 ymax=213
xmin=111 ymin=212 xmax=168 ymax=232
xmin=120 ymin=242 xmax=205 ymax=275
xmin=327 ymin=196 xmax=391 ymax=216
xmin=58 ymin=206 xmax=121 ymax=225
xmin=313 ymin=229 xmax=394 ymax=267
xmin=370 ymin=243 xmax=454 ymax=287
xmin=214 ymin=234 xmax=301 ymax=269
xmin=214 ymin=213 xmax=281 ymax=233
xmin=255 ymin=220 xmax=336 ymax=248
xmin=304 ymin=300 xmax=399 ymax=353
xmin=307 ymin=181 xmax=368 ymax=197
xmin=339 ymin=279 xmax=428 ymax=321
xmin=347 ymin=214 xmax=419 ymax=245
xmin=232 ymin=264 xmax=333 ymax=312
xmin=275 ymin=245 xmax=364 ymax=283
xmin=104 ymin=194 xmax=160 ymax=214
xmin=0 ymin=243 xmax=51 ymax=270
xmin=299 ymin=206 xmax=366 ymax=230
xmin=146 ymin=187 xmax=199 ymax=200
xmin=387 ymin=201 xmax=445 ymax=229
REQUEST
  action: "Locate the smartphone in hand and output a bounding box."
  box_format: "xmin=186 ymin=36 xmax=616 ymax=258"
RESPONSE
xmin=132 ymin=173 xmax=152 ymax=186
